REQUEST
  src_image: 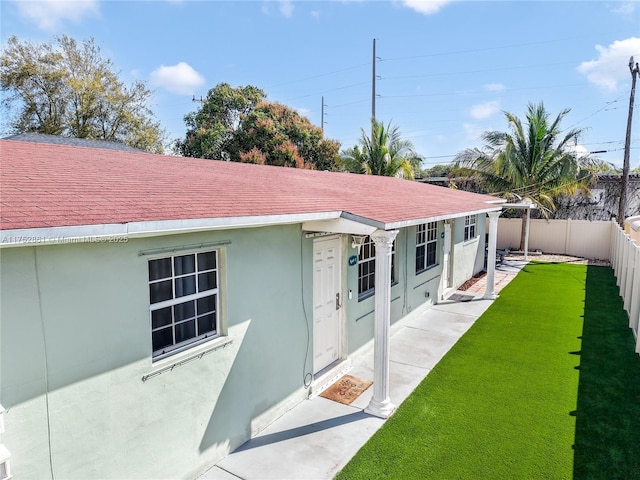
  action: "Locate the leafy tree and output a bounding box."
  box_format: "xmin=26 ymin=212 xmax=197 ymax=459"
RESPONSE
xmin=422 ymin=163 xmax=454 ymax=178
xmin=175 ymin=83 xmax=266 ymax=160
xmin=592 ymin=164 xmax=618 ymax=174
xmin=340 ymin=119 xmax=420 ymax=179
xmin=232 ymin=101 xmax=339 ymax=169
xmin=454 ymin=102 xmax=595 ymax=250
xmin=176 ymin=85 xmax=340 ymax=170
xmin=1 ymin=35 xmax=166 ymax=153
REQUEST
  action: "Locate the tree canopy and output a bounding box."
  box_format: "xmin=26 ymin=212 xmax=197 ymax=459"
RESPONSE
xmin=175 ymin=83 xmax=340 ymax=170
xmin=175 ymin=83 xmax=266 ymax=160
xmin=454 ymin=102 xmax=596 ymax=250
xmin=1 ymin=35 xmax=166 ymax=153
xmin=422 ymin=163 xmax=454 ymax=178
xmin=340 ymin=119 xmax=420 ymax=179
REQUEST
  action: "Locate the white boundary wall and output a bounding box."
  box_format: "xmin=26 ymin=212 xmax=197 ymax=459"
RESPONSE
xmin=494 ymin=218 xmax=612 ymax=260
xmin=489 ymin=217 xmax=639 ymax=354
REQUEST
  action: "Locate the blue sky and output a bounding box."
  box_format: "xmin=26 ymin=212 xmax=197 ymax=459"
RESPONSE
xmin=1 ymin=0 xmax=639 ymax=169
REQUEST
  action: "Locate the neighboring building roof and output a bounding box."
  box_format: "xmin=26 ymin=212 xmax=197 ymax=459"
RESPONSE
xmin=597 ymin=173 xmax=640 ymax=183
xmin=3 ymin=132 xmax=145 ymax=152
xmin=0 ymin=139 xmax=503 ymax=237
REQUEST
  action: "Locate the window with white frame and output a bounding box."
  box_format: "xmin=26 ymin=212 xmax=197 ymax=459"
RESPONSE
xmin=464 ymin=215 xmax=477 ymax=241
xmin=148 ymin=250 xmax=219 ymax=358
xmin=416 ymin=222 xmax=438 ymax=273
xmin=357 ymin=235 xmax=396 ymax=299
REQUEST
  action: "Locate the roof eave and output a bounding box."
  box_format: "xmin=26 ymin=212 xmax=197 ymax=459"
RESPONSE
xmin=1 ymin=203 xmax=505 ymax=248
xmin=381 ymin=205 xmax=504 ymax=230
xmin=0 ymin=211 xmax=343 ymax=248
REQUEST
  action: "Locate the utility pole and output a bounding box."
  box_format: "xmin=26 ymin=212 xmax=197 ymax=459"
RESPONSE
xmin=372 ymin=38 xmax=376 ymax=125
xmin=372 ymin=38 xmax=379 ymax=139
xmin=321 ymin=96 xmax=327 ymax=134
xmin=619 ymin=56 xmax=639 ymax=226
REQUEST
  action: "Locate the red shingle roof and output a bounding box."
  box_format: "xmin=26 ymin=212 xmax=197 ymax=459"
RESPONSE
xmin=0 ymin=139 xmax=502 ymax=231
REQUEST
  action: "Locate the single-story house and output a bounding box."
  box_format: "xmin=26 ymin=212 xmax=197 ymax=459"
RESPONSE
xmin=0 ymin=137 xmax=504 ymax=479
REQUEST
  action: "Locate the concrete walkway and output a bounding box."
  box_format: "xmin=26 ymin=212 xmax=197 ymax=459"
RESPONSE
xmin=199 ymin=259 xmax=527 ymax=480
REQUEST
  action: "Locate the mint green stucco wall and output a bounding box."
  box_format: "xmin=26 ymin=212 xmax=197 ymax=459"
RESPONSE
xmin=1 ymin=224 xmax=315 ymax=479
xmin=343 ymin=215 xmax=487 ymax=354
xmin=0 ymin=215 xmax=487 ymax=479
xmin=450 ymin=214 xmax=488 ymax=289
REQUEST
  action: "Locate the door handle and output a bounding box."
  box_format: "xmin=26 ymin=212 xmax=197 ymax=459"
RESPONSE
xmin=335 ymin=293 xmax=341 ymax=310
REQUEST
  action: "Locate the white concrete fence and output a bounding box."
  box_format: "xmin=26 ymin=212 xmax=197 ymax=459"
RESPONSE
xmin=490 ymin=217 xmax=639 ymax=354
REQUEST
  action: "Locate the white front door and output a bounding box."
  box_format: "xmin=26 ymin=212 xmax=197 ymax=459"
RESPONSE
xmin=313 ymin=236 xmax=342 ymax=374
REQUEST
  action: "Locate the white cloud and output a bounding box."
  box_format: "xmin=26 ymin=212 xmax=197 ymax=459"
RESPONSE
xmin=14 ymin=0 xmax=100 ymax=31
xmin=279 ymin=0 xmax=294 ymax=18
xmin=463 ymin=123 xmax=484 ymax=141
xmin=484 ymin=83 xmax=506 ymax=92
xmin=149 ymin=62 xmax=205 ymax=95
xmin=311 ymin=10 xmax=321 ymax=20
xmin=610 ymin=2 xmax=636 ymax=16
xmin=554 ymin=136 xmax=590 ymax=159
xmin=401 ymin=0 xmax=455 ymax=15
xmin=261 ymin=1 xmax=294 ymax=17
xmin=577 ymin=37 xmax=640 ymax=91
xmin=470 ymin=101 xmax=500 ymax=120
xmin=565 ymin=143 xmax=590 ymax=158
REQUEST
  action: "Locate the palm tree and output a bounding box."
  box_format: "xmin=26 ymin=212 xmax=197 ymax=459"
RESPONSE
xmin=454 ymin=102 xmax=595 ymax=251
xmin=340 ymin=119 xmax=420 ymax=179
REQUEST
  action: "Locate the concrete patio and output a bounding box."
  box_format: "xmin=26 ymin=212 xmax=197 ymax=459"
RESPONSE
xmin=199 ymin=259 xmax=527 ymax=480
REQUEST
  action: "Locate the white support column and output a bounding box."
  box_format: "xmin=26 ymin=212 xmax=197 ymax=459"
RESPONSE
xmin=365 ymin=229 xmax=398 ymax=419
xmin=484 ymin=211 xmax=500 ymax=300
xmin=524 ymin=208 xmax=531 ymax=261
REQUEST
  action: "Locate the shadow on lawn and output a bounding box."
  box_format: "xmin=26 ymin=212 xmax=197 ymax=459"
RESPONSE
xmin=573 ymin=266 xmax=640 ymax=480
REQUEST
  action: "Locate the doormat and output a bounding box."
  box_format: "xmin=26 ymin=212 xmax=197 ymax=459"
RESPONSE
xmin=448 ymin=293 xmax=475 ymax=302
xmin=320 ymin=374 xmax=373 ymax=405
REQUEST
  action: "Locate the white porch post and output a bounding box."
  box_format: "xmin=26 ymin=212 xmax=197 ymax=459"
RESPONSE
xmin=524 ymin=206 xmax=531 ymax=261
xmin=484 ymin=211 xmax=500 ymax=300
xmin=364 ymin=229 xmax=398 ymax=419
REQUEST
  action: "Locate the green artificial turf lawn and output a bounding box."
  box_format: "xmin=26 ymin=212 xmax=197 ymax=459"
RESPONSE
xmin=336 ymin=262 xmax=639 ymax=480
xmin=573 ymin=266 xmax=640 ymax=480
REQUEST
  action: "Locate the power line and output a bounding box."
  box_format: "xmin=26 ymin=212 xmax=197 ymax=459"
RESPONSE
xmin=331 ymin=98 xmax=369 ymax=109
xmin=562 ymin=95 xmax=626 ymax=131
xmin=264 ymin=35 xmax=625 ymax=93
xmin=266 ymin=62 xmax=369 ymax=89
xmin=379 ymin=83 xmax=587 ymax=100
xmin=380 ymin=60 xmax=579 ymax=82
xmin=281 ymin=81 xmax=369 ymax=102
xmin=379 ymin=36 xmax=590 ymax=63
xmin=414 ymin=145 xmax=639 ymax=166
